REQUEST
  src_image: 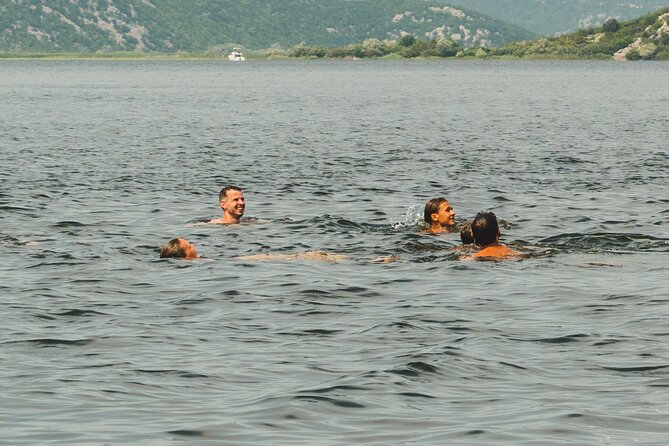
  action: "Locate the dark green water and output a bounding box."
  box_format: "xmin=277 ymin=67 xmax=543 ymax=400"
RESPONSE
xmin=1 ymin=60 xmax=668 ymax=445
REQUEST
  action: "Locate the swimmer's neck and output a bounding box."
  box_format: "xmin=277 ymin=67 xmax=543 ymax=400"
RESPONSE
xmin=208 ymin=215 xmax=241 ymax=225
xmin=428 ymin=223 xmax=455 ymax=233
xmin=221 ymin=214 xmax=241 ymax=224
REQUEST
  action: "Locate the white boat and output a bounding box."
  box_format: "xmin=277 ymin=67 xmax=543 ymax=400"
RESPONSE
xmin=228 ymin=48 xmax=245 ymax=61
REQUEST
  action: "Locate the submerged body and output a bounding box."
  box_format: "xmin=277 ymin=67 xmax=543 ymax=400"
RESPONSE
xmin=237 ymin=251 xmax=348 ymax=263
xmin=469 ymin=243 xmax=523 ymax=260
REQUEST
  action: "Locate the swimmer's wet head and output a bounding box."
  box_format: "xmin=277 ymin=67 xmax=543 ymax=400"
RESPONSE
xmin=460 ymin=221 xmax=475 ymax=244
xmin=424 ymin=197 xmax=456 ymax=232
xmin=160 ymin=237 xmax=199 ymax=260
xmin=218 ymin=185 xmax=245 ymax=224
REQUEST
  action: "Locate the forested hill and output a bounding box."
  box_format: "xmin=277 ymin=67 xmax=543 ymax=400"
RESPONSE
xmin=451 ymin=0 xmax=669 ymax=35
xmin=489 ymin=9 xmax=669 ymax=60
xmin=0 ymin=0 xmax=536 ymax=53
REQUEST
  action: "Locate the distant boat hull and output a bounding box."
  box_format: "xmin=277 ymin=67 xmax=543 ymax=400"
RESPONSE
xmin=228 ymin=49 xmax=245 ymax=61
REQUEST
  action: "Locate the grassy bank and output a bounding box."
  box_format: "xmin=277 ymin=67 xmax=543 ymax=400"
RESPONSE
xmin=0 ymin=52 xmax=260 ymax=60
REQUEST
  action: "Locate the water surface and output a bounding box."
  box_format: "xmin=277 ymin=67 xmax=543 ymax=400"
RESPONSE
xmin=1 ymin=60 xmax=668 ymax=445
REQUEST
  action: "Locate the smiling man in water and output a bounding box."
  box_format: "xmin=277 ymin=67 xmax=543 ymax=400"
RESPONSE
xmin=209 ymin=185 xmax=246 ymax=224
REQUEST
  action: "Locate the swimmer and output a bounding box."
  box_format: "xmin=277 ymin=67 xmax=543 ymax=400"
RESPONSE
xmin=465 ymin=211 xmax=523 ymax=260
xmin=448 ymin=220 xmax=477 ymax=253
xmin=237 ymin=251 xmax=398 ymax=263
xmin=209 ymin=185 xmax=245 ymax=224
xmin=237 ymin=251 xmax=348 ymax=263
xmin=160 ymin=237 xmax=200 ymax=260
xmin=460 ymin=221 xmax=475 ymax=245
xmin=424 ymin=197 xmax=456 ymax=233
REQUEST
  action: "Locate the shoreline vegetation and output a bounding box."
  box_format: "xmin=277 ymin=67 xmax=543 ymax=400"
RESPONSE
xmin=2 ymin=8 xmax=667 ymax=62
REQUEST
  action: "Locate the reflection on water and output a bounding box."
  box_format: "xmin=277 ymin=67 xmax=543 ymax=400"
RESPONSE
xmin=1 ymin=60 xmax=668 ymax=445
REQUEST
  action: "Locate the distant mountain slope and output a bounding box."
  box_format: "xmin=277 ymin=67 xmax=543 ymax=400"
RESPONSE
xmin=0 ymin=0 xmax=535 ymax=53
xmin=450 ymin=0 xmax=669 ymax=35
xmin=490 ymin=8 xmax=669 ymax=60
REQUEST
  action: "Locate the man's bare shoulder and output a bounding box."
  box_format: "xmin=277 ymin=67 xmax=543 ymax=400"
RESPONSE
xmin=203 ymin=217 xmax=258 ymax=226
xmin=462 ymin=245 xmax=525 ymax=261
xmin=185 ymin=219 xmax=223 ymax=227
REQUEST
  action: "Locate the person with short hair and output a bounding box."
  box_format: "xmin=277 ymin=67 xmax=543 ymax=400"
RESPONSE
xmin=424 ymin=197 xmax=456 ymax=233
xmin=209 ymin=185 xmax=245 ymax=224
xmin=160 ymin=237 xmax=199 ymax=260
xmin=460 ymin=221 xmax=475 ymax=245
xmin=467 ymin=211 xmax=522 ymax=260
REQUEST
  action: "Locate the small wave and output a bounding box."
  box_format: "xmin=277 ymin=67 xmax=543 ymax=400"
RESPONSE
xmin=298 ymin=215 xmax=364 ymax=231
xmin=0 ymin=205 xmax=34 ymax=212
xmin=261 ymin=212 xmax=426 ymax=235
xmin=51 ymin=220 xmax=88 ymax=228
xmin=499 ymin=361 xmax=528 ymax=370
xmin=298 ymin=329 xmax=344 ymax=336
xmin=396 ymin=240 xmax=455 ymax=254
xmin=387 ymin=361 xmax=440 ymax=377
xmin=518 ymin=334 xmax=589 ymax=344
xmin=168 ymin=430 xmax=205 ymax=437
xmin=593 ymin=339 xmax=624 ymax=346
xmin=134 ymin=369 xmax=209 ymax=378
xmin=539 ymin=233 xmax=669 ymax=253
xmin=299 ymin=385 xmax=368 ymax=394
xmin=397 ymin=392 xmax=436 ymax=399
xmin=601 ymin=364 xmax=669 ymax=373
xmin=493 ymin=195 xmax=513 ymax=202
xmin=554 ymin=155 xmax=593 ymax=164
xmin=293 ymin=394 xmax=365 ymax=408
xmin=0 ymin=235 xmax=18 ymax=244
xmin=3 ymin=338 xmax=93 ymax=347
xmin=52 ymin=309 xmax=107 ymax=317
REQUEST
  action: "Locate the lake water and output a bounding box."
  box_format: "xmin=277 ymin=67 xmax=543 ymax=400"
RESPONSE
xmin=1 ymin=60 xmax=668 ymax=445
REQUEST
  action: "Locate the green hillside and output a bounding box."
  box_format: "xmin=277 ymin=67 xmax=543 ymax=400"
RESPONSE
xmin=489 ymin=9 xmax=669 ymax=60
xmin=0 ymin=0 xmax=535 ymax=53
xmin=450 ymin=0 xmax=669 ymax=35
xmin=292 ymin=8 xmax=669 ymax=60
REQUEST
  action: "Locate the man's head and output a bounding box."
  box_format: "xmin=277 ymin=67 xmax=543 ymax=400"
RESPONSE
xmin=160 ymin=237 xmax=199 ymax=260
xmin=424 ymin=197 xmax=456 ymax=227
xmin=471 ymin=211 xmax=500 ymax=247
xmin=219 ymin=185 xmax=245 ymax=224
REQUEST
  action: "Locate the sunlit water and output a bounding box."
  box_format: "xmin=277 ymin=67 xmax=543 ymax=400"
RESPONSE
xmin=1 ymin=60 xmax=668 ymax=445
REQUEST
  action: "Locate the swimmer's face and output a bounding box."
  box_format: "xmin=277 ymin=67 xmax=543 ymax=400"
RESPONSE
xmin=220 ymin=189 xmax=245 ymax=220
xmin=436 ymin=201 xmax=456 ymax=226
xmin=179 ymin=238 xmax=199 ymax=260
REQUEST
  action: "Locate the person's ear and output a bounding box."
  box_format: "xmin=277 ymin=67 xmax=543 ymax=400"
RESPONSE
xmin=431 ymin=212 xmax=438 ymax=224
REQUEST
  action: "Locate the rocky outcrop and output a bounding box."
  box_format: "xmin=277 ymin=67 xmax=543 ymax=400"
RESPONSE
xmin=613 ymin=11 xmax=669 ymax=59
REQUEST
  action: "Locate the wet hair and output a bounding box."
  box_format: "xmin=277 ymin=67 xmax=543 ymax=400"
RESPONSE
xmin=424 ymin=197 xmax=447 ymax=224
xmin=160 ymin=238 xmax=187 ymax=259
xmin=471 ymin=211 xmax=499 ymax=246
xmin=460 ymin=221 xmax=475 ymax=244
xmin=219 ymin=185 xmax=242 ymax=202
